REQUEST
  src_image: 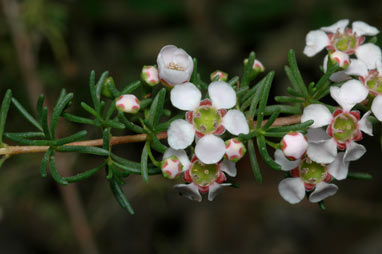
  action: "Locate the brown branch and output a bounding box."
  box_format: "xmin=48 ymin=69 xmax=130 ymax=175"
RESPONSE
xmin=0 ymin=115 xmax=301 ymax=156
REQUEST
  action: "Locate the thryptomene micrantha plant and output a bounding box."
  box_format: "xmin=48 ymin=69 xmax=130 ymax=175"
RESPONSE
xmin=1 ymin=19 xmax=381 ymax=214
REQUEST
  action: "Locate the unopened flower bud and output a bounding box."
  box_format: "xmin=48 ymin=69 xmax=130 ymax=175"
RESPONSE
xmin=280 ymin=132 xmax=308 ymax=160
xmin=157 ymin=45 xmax=193 ymax=87
xmin=141 ymin=65 xmax=159 ymax=86
xmin=210 ymin=70 xmax=228 ymax=82
xmin=115 ymin=94 xmax=140 ymax=114
xmin=244 ymin=58 xmax=265 ymax=73
xmin=224 ymin=138 xmax=246 ymax=162
xmin=161 ymin=156 xmax=183 ymax=179
xmin=329 ymin=50 xmax=350 ymax=68
xmin=102 ymin=77 xmax=115 ymax=99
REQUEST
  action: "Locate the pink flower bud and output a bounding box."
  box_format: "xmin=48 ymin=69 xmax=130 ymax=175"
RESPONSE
xmin=224 ymin=138 xmax=246 ymax=162
xmin=244 ymin=58 xmax=265 ymax=72
xmin=115 ymin=94 xmax=140 ymax=114
xmin=161 ymin=156 xmax=183 ymax=179
xmin=281 ymin=132 xmax=308 ymax=160
xmin=329 ymin=50 xmax=350 ymax=68
xmin=210 ymin=70 xmax=228 ymax=81
xmin=157 ymin=45 xmax=193 ymax=87
xmin=141 ymin=65 xmax=159 ymax=86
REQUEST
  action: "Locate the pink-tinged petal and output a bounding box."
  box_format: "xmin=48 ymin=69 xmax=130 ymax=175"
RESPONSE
xmin=307 ymin=138 xmax=337 ymax=164
xmin=195 ymin=135 xmax=226 ymax=164
xmin=309 ymin=182 xmax=338 ymax=203
xmin=328 ymin=152 xmax=348 ymax=180
xmin=174 ymin=183 xmax=202 ymax=202
xmin=208 ymin=183 xmax=231 ymax=201
xmin=281 ymin=132 xmax=308 ymax=160
xmin=359 ymin=111 xmax=373 ymax=136
xmin=301 ymin=104 xmax=332 ymax=128
xmin=222 ymin=109 xmax=249 ymax=135
xmin=170 ymin=82 xmax=201 ymax=110
xmin=208 ymin=81 xmax=236 ymax=109
xmin=219 ymin=159 xmax=237 ymax=177
xmin=307 ymin=127 xmax=331 ymax=142
xmin=330 ymin=80 xmax=368 ymax=111
xmin=274 ymin=149 xmax=300 ymax=171
xmin=344 ymin=141 xmax=366 ymax=162
xmin=344 ymin=59 xmax=369 ymax=77
xmin=352 ymin=21 xmax=379 ymax=36
xmin=167 ymin=119 xmax=195 ymax=150
xmin=355 ymin=43 xmax=382 ymax=70
xmin=321 ymin=19 xmax=349 ymax=33
xmin=278 ymin=177 xmax=306 ymax=204
xmin=163 ymin=148 xmax=191 ymax=171
xmin=303 ymin=30 xmax=330 ymax=57
xmin=371 ymin=95 xmax=382 ymax=121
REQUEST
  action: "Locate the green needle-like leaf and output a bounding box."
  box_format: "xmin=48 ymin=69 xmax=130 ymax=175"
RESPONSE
xmin=111 ymin=154 xmax=161 ymax=175
xmin=141 ymin=141 xmax=149 ymax=183
xmin=248 ymin=139 xmax=262 ymax=183
xmin=62 ymin=113 xmax=95 ymax=125
xmin=347 ymin=172 xmax=372 ymax=180
xmin=56 ymin=145 xmax=109 ymax=156
xmin=262 ymin=108 xmax=280 ymax=130
xmin=41 ymin=107 xmax=51 ymax=139
xmin=257 ymin=135 xmax=281 ymax=170
xmin=36 ymin=94 xmax=44 ymax=123
xmin=288 ymin=50 xmax=308 ymax=97
xmin=0 ymin=89 xmax=12 ymax=144
xmin=121 ymin=81 xmax=141 ymax=94
xmin=267 ymin=120 xmax=313 ymax=133
xmin=40 ymin=149 xmax=52 ymax=178
xmin=256 ymin=71 xmax=275 ymax=128
xmin=96 ymin=71 xmax=109 ymax=100
xmin=64 ymin=162 xmax=106 ymax=183
xmin=107 ymin=81 xmax=121 ymax=98
xmin=241 ymin=51 xmax=256 ymax=87
xmin=228 ymin=76 xmax=239 ymax=87
xmin=81 ymin=102 xmax=103 ymax=121
xmin=249 ymin=78 xmax=265 ymax=118
xmin=49 ymin=151 xmax=68 ymax=185
xmin=89 ymin=71 xmax=100 ymax=112
xmin=11 ymin=98 xmax=43 ymax=131
xmin=118 ymin=113 xmax=146 ymax=133
xmin=151 ymin=135 xmax=167 ymax=153
xmin=109 ymin=177 xmax=135 ymax=214
xmin=274 ymin=96 xmax=304 ymax=103
xmin=54 ymin=130 xmax=88 ymax=146
xmin=148 ymin=88 xmax=166 ymax=126
xmin=51 ymin=93 xmax=73 ymax=139
xmin=4 ymin=133 xmax=53 ymax=145
xmin=103 ymin=128 xmax=111 ymax=151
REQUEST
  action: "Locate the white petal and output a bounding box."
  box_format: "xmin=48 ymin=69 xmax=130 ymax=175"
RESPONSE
xmin=344 ymin=59 xmax=369 ymax=77
xmin=352 ymin=21 xmax=380 ymax=36
xmin=278 ymin=178 xmax=306 ymax=204
xmin=321 ymin=19 xmax=349 ymax=33
xmin=170 ymin=82 xmax=201 ymax=110
xmin=303 ymin=30 xmax=330 ymax=57
xmin=301 ymin=104 xmax=332 ymax=128
xmin=195 ymin=135 xmax=226 ymax=164
xmin=307 ymin=138 xmax=337 ymax=164
xmin=174 ymin=183 xmax=201 ymax=202
xmin=328 ymin=152 xmax=349 ymax=180
xmin=219 ymin=159 xmax=237 ymax=177
xmin=330 ymin=80 xmax=368 ymax=111
xmin=307 ymin=127 xmax=331 ymax=142
xmin=309 ymin=182 xmax=338 ymax=203
xmin=222 ymin=110 xmax=249 ymax=135
xmin=323 ymin=55 xmax=328 ymax=72
xmin=163 ymin=148 xmax=191 ymax=171
xmin=358 ymin=111 xmax=373 ymax=136
xmin=377 ymin=61 xmax=382 ymax=74
xmin=344 ymin=141 xmax=366 ymax=162
xmin=355 ymin=43 xmax=382 ymax=70
xmin=208 ymin=183 xmax=231 ymax=201
xmin=167 ymin=119 xmax=195 ymax=150
xmin=330 ymin=71 xmax=351 ymax=83
xmin=208 ymin=81 xmax=236 ymax=109
xmin=274 ymin=149 xmax=300 ymax=171
xmin=371 ymin=95 xmax=382 ymax=121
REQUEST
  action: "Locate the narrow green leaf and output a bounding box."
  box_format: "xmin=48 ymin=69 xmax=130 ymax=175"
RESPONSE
xmin=118 ymin=113 xmax=146 ymax=133
xmin=81 ymin=102 xmax=102 ymax=121
xmin=263 ymin=132 xmax=288 ymax=137
xmin=151 ymin=135 xmax=167 ymax=153
xmin=284 ymin=66 xmax=300 ymax=92
xmin=288 ymin=50 xmax=308 ymax=96
xmin=96 ymin=71 xmax=109 ymax=100
xmin=41 ymin=107 xmax=51 ymax=139
xmin=89 ymin=70 xmax=100 ymax=112
xmin=121 ymin=81 xmax=141 ymax=94
xmin=263 ymin=105 xmax=302 ymax=115
xmin=103 ymin=128 xmax=110 ymax=151
xmin=4 ymin=132 xmax=44 ymax=138
xmin=4 ymin=133 xmax=53 ymax=145
xmin=190 ymin=58 xmax=198 ymax=84
xmin=241 ymin=51 xmax=256 ymax=87
xmin=262 ymin=108 xmax=280 ymax=130
xmin=56 ymin=145 xmax=109 ymax=156
xmin=256 ymin=71 xmax=275 ymax=128
xmin=105 ymin=101 xmax=116 ymax=120
xmin=236 ymin=87 xmax=249 ymax=98
xmin=49 ymin=151 xmax=68 ymax=185
xmin=347 ymin=172 xmax=372 ymax=180
xmin=140 ymin=98 xmax=153 ymax=109
xmin=64 ymin=162 xmax=106 ymax=183
xmin=308 ymin=81 xmax=315 ymax=95
xmin=287 ymin=87 xmax=303 ymax=97
xmin=54 ymin=130 xmax=88 ymax=146
xmin=141 ymin=141 xmax=149 ymax=183
xmin=107 ymin=81 xmax=121 ymax=98
xmin=111 ymin=156 xmax=161 ymax=175
xmin=40 ymin=149 xmax=52 ymax=178
xmin=249 ymin=79 xmax=265 ymax=117
xmin=51 ymin=93 xmax=73 ymax=138
xmin=241 ymin=76 xmax=266 ymax=104
xmin=267 ymin=120 xmax=314 ymax=133
xmin=257 ymin=135 xmax=281 ymax=170
xmin=104 ymin=120 xmax=125 ymax=129
xmin=274 ymin=96 xmax=304 ymax=103
xmin=238 ymin=130 xmax=258 ymax=142
xmin=109 ymin=177 xmax=135 ymax=214
xmin=148 ymin=88 xmax=166 ymax=126
xmin=318 ymin=200 xmax=326 ymax=211
xmin=62 ymin=113 xmax=95 ymax=125
xmin=11 ymin=98 xmax=43 ymax=131
xmin=313 ymin=63 xmax=338 ymax=98
xmin=36 ymin=94 xmax=44 ymax=122
xmin=248 ymin=139 xmax=262 ymax=183
xmin=228 ymin=76 xmax=239 ymax=87
xmin=155 ymin=114 xmax=184 ymax=132
xmin=0 ymin=90 xmax=12 ymax=143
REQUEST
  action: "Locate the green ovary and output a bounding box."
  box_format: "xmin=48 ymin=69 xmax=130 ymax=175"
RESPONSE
xmin=366 ymin=77 xmax=382 ymax=94
xmin=190 ymin=161 xmax=219 ymax=187
xmin=333 ymin=114 xmax=357 ymax=142
xmin=299 ymin=159 xmax=327 ymax=184
xmin=193 ymin=106 xmax=221 ymax=134
xmin=335 ymin=35 xmax=356 ymax=51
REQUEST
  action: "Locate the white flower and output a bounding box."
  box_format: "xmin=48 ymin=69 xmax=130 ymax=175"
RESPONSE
xmin=167 ymin=81 xmax=249 ymax=164
xmin=157 ymin=45 xmax=193 ymax=87
xmin=172 ymin=153 xmax=237 ymax=202
xmin=141 ymin=65 xmax=159 ymax=86
xmin=115 ymin=94 xmax=140 ymax=113
xmin=303 ymin=19 xmax=379 ymax=59
xmin=210 ymin=70 xmax=228 ymax=82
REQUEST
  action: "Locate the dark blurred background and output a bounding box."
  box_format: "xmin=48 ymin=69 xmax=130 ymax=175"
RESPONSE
xmin=1 ymin=0 xmax=382 ymax=253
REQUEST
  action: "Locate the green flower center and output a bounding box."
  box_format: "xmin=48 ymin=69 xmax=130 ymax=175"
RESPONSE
xmin=332 ymin=113 xmax=358 ymax=143
xmin=332 ymin=33 xmax=357 ymax=52
xmin=299 ymin=158 xmax=327 ymax=184
xmin=193 ymin=106 xmax=221 ymax=134
xmin=365 ymin=74 xmax=382 ymax=95
xmin=190 ymin=160 xmax=219 ymax=187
